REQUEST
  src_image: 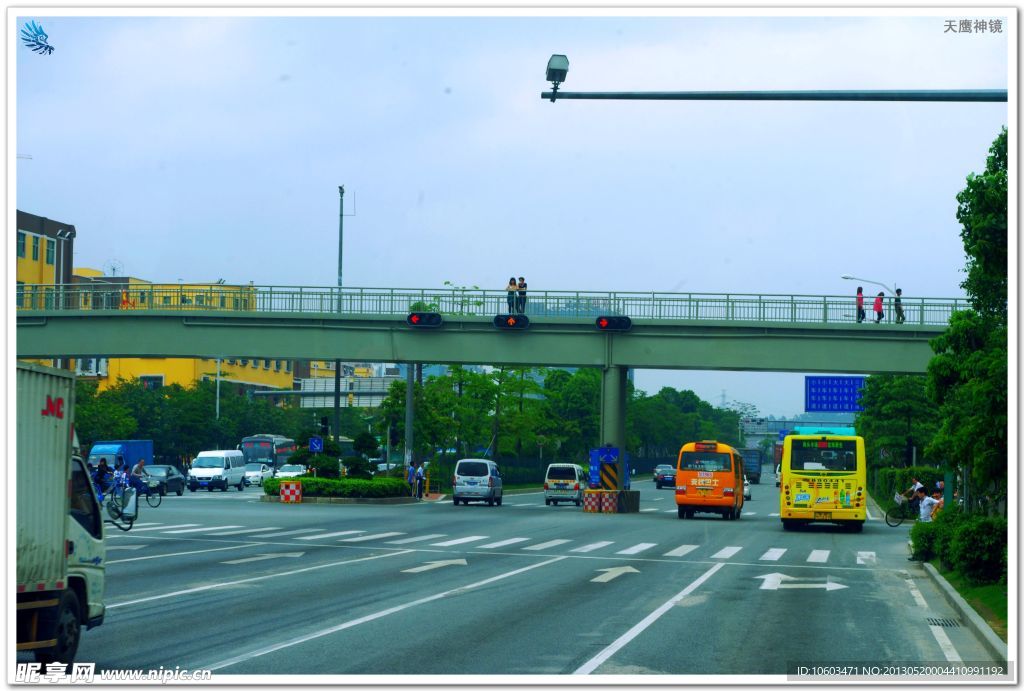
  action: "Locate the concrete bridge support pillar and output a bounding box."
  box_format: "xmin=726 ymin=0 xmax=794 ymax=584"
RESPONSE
xmin=600 ymin=365 xmax=628 ymax=490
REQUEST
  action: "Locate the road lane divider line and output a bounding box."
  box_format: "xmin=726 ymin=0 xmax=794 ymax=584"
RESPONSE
xmin=807 ymin=550 xmax=830 ymax=563
xmin=208 ymin=527 xmax=283 ymax=536
xmin=108 ymin=550 xmax=413 ymax=609
xmin=745 ymin=512 xmax=757 ymax=515
xmin=478 ymin=538 xmax=531 ymax=549
xmin=339 ymin=532 xmax=405 ymax=542
xmin=856 ymin=551 xmax=877 ymax=566
xmin=616 ymin=543 xmax=657 ymax=555
xmin=929 ymin=625 xmax=964 ymax=662
xmin=430 ymin=536 xmax=489 ymax=546
xmin=662 ymin=545 xmax=698 ymax=558
xmin=901 ymin=570 xmax=928 ymax=608
xmin=759 ymin=548 xmax=786 ymax=561
xmin=107 ymin=543 xmax=256 ymax=565
xmin=662 ymin=509 xmax=677 ymax=513
xmin=574 ymin=562 xmax=725 ymax=675
xmin=162 ymin=525 xmax=244 ymax=534
xmin=572 ymin=541 xmax=614 ymax=553
xmin=523 ymin=539 xmax=572 ymax=551
xmin=257 ymin=528 xmax=325 ymax=538
xmin=385 ymin=534 xmax=447 ymax=544
xmin=205 ymin=555 xmax=567 ymax=671
xmin=640 ymin=509 xmax=659 ymax=512
xmin=124 ymin=523 xmax=200 ymax=532
xmin=769 ymin=513 xmax=780 ymax=517
xmin=296 ymin=530 xmax=365 ymax=540
xmin=710 ymin=546 xmax=742 ymax=559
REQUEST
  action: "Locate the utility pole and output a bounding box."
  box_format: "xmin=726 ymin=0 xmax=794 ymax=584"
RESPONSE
xmin=334 ymin=185 xmax=344 ymax=447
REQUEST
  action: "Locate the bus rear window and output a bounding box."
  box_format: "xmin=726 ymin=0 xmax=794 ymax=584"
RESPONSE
xmin=790 ymin=440 xmax=858 ymax=471
xmin=679 ymin=452 xmax=732 ymax=472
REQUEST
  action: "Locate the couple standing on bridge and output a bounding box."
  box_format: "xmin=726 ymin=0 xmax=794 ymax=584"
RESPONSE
xmin=506 ymin=277 xmax=528 ymax=315
xmin=856 ymin=286 xmax=905 ymax=324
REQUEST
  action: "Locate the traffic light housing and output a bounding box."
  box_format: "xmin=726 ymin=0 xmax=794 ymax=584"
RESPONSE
xmin=406 ymin=312 xmax=443 ymax=328
xmin=596 ymin=315 xmax=632 ymax=332
xmin=493 ymin=314 xmax=530 ymax=330
xmin=319 ymin=416 xmax=329 ymax=435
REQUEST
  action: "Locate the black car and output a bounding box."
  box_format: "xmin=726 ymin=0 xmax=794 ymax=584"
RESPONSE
xmin=653 ymin=464 xmax=676 ymax=489
xmin=146 ymin=465 xmax=186 ymax=496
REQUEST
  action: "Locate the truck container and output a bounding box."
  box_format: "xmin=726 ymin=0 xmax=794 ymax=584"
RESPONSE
xmin=17 ymin=363 xmax=105 ymax=663
xmin=86 ymin=439 xmax=153 ymax=469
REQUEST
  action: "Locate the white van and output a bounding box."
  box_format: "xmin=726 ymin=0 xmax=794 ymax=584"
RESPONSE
xmin=188 ymin=450 xmax=246 ymax=492
xmin=452 ymin=459 xmax=503 ymax=506
xmin=544 ymin=463 xmax=585 ymax=506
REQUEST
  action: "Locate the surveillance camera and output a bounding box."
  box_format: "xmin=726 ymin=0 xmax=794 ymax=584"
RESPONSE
xmin=546 ymin=54 xmax=569 ymax=85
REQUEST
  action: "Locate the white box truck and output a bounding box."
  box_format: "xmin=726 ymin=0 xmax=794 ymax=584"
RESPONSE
xmin=16 ymin=363 xmax=105 ymax=663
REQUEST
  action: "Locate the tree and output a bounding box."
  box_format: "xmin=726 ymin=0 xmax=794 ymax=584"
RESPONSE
xmin=855 ymin=375 xmax=939 ymax=468
xmin=353 ymin=431 xmax=379 ymax=458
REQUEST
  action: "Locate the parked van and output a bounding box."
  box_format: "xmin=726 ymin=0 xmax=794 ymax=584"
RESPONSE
xmin=544 ymin=463 xmax=585 ymax=506
xmin=187 ymin=450 xmax=246 ymax=492
xmin=674 ymin=440 xmax=745 ymax=520
xmin=452 ymin=459 xmax=503 ymax=506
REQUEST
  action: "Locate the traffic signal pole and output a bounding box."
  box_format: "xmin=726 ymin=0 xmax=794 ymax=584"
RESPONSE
xmin=334 ymin=185 xmax=345 ymax=448
xmin=404 ymin=365 xmax=414 ymax=468
xmin=599 ymin=365 xmax=628 ymax=490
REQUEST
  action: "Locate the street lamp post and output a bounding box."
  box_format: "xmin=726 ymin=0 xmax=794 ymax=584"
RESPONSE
xmin=841 ymin=275 xmax=896 ymax=323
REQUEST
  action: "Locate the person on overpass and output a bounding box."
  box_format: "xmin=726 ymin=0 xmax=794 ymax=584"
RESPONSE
xmin=894 ymin=288 xmax=906 ymax=324
xmin=506 ymin=277 xmax=517 ymax=314
xmin=855 ymin=287 xmax=865 ymax=323
xmin=873 ymin=292 xmax=885 ymax=323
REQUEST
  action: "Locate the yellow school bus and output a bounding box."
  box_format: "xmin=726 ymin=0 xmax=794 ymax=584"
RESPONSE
xmin=779 ymin=435 xmax=866 ymax=532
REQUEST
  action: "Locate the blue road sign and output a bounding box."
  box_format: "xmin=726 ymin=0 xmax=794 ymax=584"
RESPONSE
xmin=599 ymin=446 xmax=620 ymax=464
xmin=309 ymin=436 xmax=323 ymax=453
xmin=588 ymin=450 xmax=601 ymax=487
xmin=804 ymin=376 xmax=866 ymax=412
xmin=778 ymin=429 xmax=790 ymax=441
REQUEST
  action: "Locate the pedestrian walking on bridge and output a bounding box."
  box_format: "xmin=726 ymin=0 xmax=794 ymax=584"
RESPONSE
xmin=873 ymin=291 xmax=885 ymax=323
xmin=856 ymin=287 xmax=865 ymax=323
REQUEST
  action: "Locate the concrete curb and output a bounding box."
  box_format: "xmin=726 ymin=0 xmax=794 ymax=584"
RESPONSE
xmin=260 ymin=495 xmax=418 ymax=505
xmin=921 ymin=561 xmax=1008 ymax=662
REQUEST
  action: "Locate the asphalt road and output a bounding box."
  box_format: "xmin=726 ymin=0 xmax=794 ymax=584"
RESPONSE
xmin=62 ymin=469 xmax=1002 ymax=680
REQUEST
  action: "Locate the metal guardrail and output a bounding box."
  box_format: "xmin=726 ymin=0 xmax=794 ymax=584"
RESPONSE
xmin=15 ymin=284 xmax=964 ymax=326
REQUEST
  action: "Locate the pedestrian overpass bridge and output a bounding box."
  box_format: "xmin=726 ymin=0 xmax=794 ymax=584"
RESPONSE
xmin=17 ymin=283 xmax=959 ymax=449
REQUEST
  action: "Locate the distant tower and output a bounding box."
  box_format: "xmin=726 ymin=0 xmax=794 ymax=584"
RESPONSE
xmin=720 ymin=390 xmax=727 ymax=407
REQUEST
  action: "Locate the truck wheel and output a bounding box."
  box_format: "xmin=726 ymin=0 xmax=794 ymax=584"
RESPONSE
xmin=35 ymin=590 xmax=81 ymax=664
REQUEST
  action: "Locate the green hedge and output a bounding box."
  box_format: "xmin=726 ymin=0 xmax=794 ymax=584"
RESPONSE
xmin=872 ymin=466 xmax=946 ymax=510
xmin=263 ymin=476 xmax=409 ymax=498
xmin=910 ymin=508 xmax=1008 ymax=585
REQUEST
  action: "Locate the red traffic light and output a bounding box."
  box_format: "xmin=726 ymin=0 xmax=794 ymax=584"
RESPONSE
xmin=493 ymin=314 xmax=530 ymax=330
xmin=595 ymin=315 xmax=632 ymax=332
xmin=406 ymin=312 xmax=443 ymax=328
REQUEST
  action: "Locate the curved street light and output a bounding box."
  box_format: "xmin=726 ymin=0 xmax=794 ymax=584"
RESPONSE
xmin=840 ymin=274 xmax=895 ymax=295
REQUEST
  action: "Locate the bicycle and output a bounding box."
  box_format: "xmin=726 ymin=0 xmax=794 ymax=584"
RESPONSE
xmin=885 ymin=491 xmax=919 ymax=527
xmin=132 ymin=477 xmax=163 ymax=508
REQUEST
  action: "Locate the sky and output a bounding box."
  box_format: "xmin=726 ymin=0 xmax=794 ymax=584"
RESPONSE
xmin=14 ymin=10 xmax=1011 ymax=417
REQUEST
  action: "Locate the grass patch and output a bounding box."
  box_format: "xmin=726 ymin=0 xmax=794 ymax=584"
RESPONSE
xmin=934 ymin=561 xmax=1008 ymax=642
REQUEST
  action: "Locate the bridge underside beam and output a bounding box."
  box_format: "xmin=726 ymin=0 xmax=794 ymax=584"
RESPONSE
xmin=16 ymin=314 xmax=940 ymax=374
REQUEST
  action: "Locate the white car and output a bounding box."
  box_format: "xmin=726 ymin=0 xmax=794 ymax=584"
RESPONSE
xmin=244 ymin=462 xmax=273 ymax=486
xmin=275 ymin=464 xmax=307 ymax=478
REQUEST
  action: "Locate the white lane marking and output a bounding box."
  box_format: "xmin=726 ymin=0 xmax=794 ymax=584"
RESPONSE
xmin=663 ymin=545 xmax=698 ymax=558
xmin=206 ymin=555 xmax=565 ymax=671
xmin=640 ymin=508 xmax=659 ymax=513
xmin=162 ymin=525 xmax=243 ymax=534
xmin=430 ymin=536 xmax=489 ymax=547
xmin=222 ymin=552 xmax=304 ymax=565
xmin=745 ymin=512 xmax=757 ymax=515
xmin=711 ymin=546 xmax=742 ymax=559
xmin=296 ymin=530 xmax=365 ymax=540
xmin=401 ymin=559 xmax=467 ymax=573
xmin=523 ymin=539 xmax=572 ymax=551
xmin=866 ymin=509 xmax=876 ymax=520
xmin=208 ymin=527 xmax=282 ymax=536
xmin=385 ymin=534 xmax=446 ymax=544
xmin=110 ymin=550 xmax=411 ymax=609
xmin=652 ymin=498 xmax=664 ymax=502
xmin=591 ymin=566 xmax=640 ymax=583
xmin=339 ymin=532 xmax=405 ymax=542
xmin=902 ymin=570 xmax=928 ymax=607
xmin=257 ymin=528 xmax=325 ymax=538
xmin=929 ymin=625 xmax=964 ymax=662
xmin=807 ymin=550 xmax=830 ymax=563
xmin=105 ymin=545 xmax=147 ymax=551
xmin=108 ymin=543 xmax=254 ymax=565
xmin=616 ymin=543 xmax=657 ymax=555
xmin=572 ymin=541 xmax=614 ymax=553
xmin=478 ymin=538 xmax=531 ymax=549
xmin=663 ymin=509 xmax=677 ymax=513
xmin=126 ymin=522 xmax=162 ymax=527
xmin=125 ymin=523 xmax=199 ymax=532
xmin=574 ymin=562 xmax=725 ymax=675
xmin=856 ymin=551 xmax=877 ymax=566
xmin=759 ymin=548 xmax=786 ymax=561
xmin=769 ymin=513 xmax=780 ymax=517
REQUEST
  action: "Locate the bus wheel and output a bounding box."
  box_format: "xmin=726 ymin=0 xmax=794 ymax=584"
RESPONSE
xmin=782 ymin=519 xmax=796 ymax=531
xmin=677 ymin=506 xmax=686 ymax=519
xmin=847 ymin=521 xmax=864 ymax=533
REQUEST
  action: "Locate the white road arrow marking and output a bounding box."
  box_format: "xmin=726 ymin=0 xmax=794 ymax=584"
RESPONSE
xmin=402 ymin=559 xmax=468 ymax=573
xmin=856 ymin=551 xmax=877 ymax=566
xmin=222 ymin=552 xmax=305 ymax=565
xmin=591 ymin=566 xmax=640 ymax=583
xmin=755 ymin=573 xmax=847 ymax=591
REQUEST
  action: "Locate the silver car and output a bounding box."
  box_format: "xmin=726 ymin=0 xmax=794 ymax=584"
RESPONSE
xmin=452 ymin=459 xmax=503 ymax=506
xmin=244 ymin=462 xmax=273 ymax=486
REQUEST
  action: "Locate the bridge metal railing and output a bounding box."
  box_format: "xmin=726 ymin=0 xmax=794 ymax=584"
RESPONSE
xmin=15 ymin=284 xmax=966 ymax=326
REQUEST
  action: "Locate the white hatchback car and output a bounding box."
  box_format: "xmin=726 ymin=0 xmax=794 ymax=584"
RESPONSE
xmin=275 ymin=464 xmax=307 ymax=478
xmin=245 ymin=462 xmax=274 ymax=486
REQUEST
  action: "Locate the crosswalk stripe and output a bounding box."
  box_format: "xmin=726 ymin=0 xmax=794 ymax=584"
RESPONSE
xmin=339 ymin=532 xmax=405 ymax=542
xmin=640 ymin=508 xmax=659 ymax=512
xmin=759 ymin=548 xmax=786 ymax=561
xmin=807 ymin=550 xmax=830 ymax=563
xmin=478 ymin=538 xmax=531 ymax=549
xmin=208 ymin=527 xmax=282 ymax=536
xmin=257 ymin=528 xmax=325 ymax=538
xmin=296 ymin=530 xmax=365 ymax=540
xmin=856 ymin=551 xmax=877 ymax=566
xmin=386 ymin=534 xmax=446 ymax=544
xmin=663 ymin=509 xmax=677 ymax=513
xmin=128 ymin=523 xmax=162 ymax=528
xmin=571 ymin=541 xmax=614 ymax=553
xmin=523 ymin=539 xmax=573 ymax=551
xmin=663 ymin=545 xmax=698 ymax=558
xmin=769 ymin=513 xmax=780 ymax=517
xmin=617 ymin=543 xmax=657 ymax=555
xmin=128 ymin=523 xmax=199 ymax=532
xmin=711 ymin=546 xmax=742 ymax=559
xmin=163 ymin=525 xmax=244 ymax=534
xmin=745 ymin=512 xmax=757 ymax=515
xmin=430 ymin=536 xmax=489 ymax=547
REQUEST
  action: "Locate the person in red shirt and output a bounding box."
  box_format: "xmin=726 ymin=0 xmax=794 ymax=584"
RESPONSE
xmin=856 ymin=287 xmax=865 ymax=323
xmin=873 ymin=292 xmax=885 ymax=323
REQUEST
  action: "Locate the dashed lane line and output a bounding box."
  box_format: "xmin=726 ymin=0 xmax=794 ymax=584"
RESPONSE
xmin=296 ymin=530 xmax=365 ymax=540
xmin=430 ymin=536 xmax=489 ymax=547
xmin=616 ymin=543 xmax=657 ymax=555
xmin=571 ymin=541 xmax=614 ymax=553
xmin=523 ymin=539 xmax=573 ymax=551
xmin=208 ymin=527 xmax=283 ymax=536
xmin=339 ymin=532 xmax=405 ymax=542
xmin=759 ymin=548 xmax=786 ymax=561
xmin=711 ymin=546 xmax=742 ymax=559
xmin=807 ymin=550 xmax=830 ymax=563
xmin=107 ymin=543 xmax=255 ymax=565
xmin=662 ymin=545 xmax=698 ymax=558
xmin=478 ymin=538 xmax=531 ymax=549
xmin=385 ymin=534 xmax=447 ymax=544
xmin=162 ymin=525 xmax=243 ymax=534
xmin=257 ymin=529 xmax=325 ymax=538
